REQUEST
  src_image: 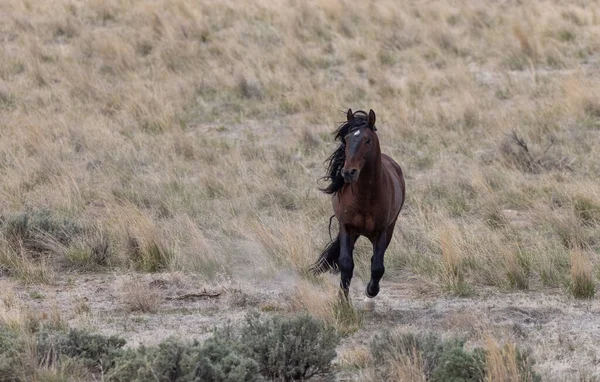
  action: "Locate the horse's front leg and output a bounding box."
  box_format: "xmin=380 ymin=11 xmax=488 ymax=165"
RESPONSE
xmin=366 ymin=224 xmax=394 ymax=299
xmin=338 ymin=229 xmax=356 ymax=299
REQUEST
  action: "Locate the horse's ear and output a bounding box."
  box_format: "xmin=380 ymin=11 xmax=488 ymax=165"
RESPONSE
xmin=368 ymin=109 xmax=376 ymax=130
xmin=346 ymin=108 xmax=353 ymax=122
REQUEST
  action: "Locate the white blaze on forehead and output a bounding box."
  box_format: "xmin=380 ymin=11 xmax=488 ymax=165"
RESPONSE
xmin=353 ymin=130 xmax=361 ymax=136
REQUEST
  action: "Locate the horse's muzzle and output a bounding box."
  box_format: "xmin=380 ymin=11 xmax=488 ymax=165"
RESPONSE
xmin=342 ymin=168 xmax=359 ymax=183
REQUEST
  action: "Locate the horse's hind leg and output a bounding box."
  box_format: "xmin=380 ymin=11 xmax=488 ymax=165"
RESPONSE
xmin=366 ymin=223 xmax=395 ymax=298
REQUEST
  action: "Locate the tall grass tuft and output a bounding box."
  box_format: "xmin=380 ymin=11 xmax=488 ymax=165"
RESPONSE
xmin=568 ymin=250 xmax=595 ymax=299
xmin=439 ymin=225 xmax=472 ymax=296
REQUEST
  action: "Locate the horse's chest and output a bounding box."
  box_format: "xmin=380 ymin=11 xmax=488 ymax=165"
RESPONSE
xmin=335 ymin=192 xmax=383 ymax=234
xmin=345 ymin=211 xmax=376 ymax=233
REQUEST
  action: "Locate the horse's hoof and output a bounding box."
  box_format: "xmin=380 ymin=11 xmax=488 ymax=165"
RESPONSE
xmin=363 ymin=296 xmax=375 ymax=311
xmin=365 ymin=284 xmax=379 ymax=298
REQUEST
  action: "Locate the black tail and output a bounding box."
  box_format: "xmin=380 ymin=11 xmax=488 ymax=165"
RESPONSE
xmin=310 ymin=234 xmax=341 ymax=275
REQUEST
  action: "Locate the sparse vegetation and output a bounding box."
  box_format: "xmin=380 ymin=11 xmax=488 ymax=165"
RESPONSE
xmin=369 ymin=331 xmax=540 ymax=382
xmin=35 ymin=328 xmax=126 ymax=373
xmin=0 ymin=313 xmax=337 ymax=382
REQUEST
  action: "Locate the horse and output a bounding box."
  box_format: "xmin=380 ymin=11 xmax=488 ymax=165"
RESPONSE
xmin=310 ymin=109 xmax=405 ymax=306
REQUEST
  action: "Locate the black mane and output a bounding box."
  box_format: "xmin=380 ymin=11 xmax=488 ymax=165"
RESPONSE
xmin=320 ymin=110 xmax=370 ymax=194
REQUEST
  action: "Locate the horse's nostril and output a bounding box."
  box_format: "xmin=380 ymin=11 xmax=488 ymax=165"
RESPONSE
xmin=342 ymin=169 xmax=358 ymax=182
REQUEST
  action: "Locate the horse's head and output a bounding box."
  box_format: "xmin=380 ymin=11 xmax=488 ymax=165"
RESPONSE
xmin=341 ymin=109 xmax=378 ymax=184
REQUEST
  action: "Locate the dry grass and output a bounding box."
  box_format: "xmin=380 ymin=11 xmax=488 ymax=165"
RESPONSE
xmin=338 ymin=346 xmax=372 ymax=370
xmin=289 ymin=279 xmax=363 ymax=334
xmin=384 ymin=352 xmax=427 ymax=382
xmin=1 ymin=281 xmax=67 ymax=336
xmin=569 ymin=250 xmax=596 ymax=299
xmin=485 ymin=339 xmax=523 ymax=382
xmin=249 ymin=213 xmax=318 ymax=275
xmin=439 ymin=224 xmax=470 ymax=296
xmin=0 ymin=244 xmax=55 ymax=285
xmin=0 ymin=281 xmax=28 ymax=330
xmin=0 ymin=0 xmax=599 ymax=291
xmin=119 ymin=276 xmax=165 ymax=313
xmin=484 ymin=337 xmax=538 ymax=382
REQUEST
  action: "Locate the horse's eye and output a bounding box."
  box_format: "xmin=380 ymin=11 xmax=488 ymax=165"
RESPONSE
xmin=366 ymin=138 xmax=372 ymax=144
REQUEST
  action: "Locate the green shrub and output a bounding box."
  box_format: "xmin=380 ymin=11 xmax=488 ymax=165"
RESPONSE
xmin=370 ymin=332 xmax=540 ymax=382
xmin=182 ymin=334 xmax=261 ymax=382
xmin=108 ymin=339 xmax=189 ymax=382
xmin=430 ymin=347 xmax=486 ymax=382
xmin=238 ymin=312 xmax=339 ymax=381
xmin=108 ymin=336 xmax=260 ymax=382
xmin=2 ymin=314 xmax=339 ymax=382
xmin=0 ymin=327 xmax=23 ymax=381
xmin=36 ymin=328 xmax=126 ymax=372
xmin=2 ymin=210 xmax=82 ymax=253
xmin=370 ymin=332 xmax=483 ymax=379
xmin=1 ymin=327 xmax=123 ymax=381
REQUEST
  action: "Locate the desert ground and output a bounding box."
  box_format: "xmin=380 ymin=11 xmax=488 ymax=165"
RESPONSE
xmin=1 ymin=0 xmax=600 ymax=380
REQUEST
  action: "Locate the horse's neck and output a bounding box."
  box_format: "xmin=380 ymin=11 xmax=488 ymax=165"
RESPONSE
xmin=356 ymin=149 xmax=383 ymax=196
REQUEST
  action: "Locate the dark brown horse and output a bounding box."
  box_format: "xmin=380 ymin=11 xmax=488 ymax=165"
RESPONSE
xmin=311 ymin=109 xmax=405 ymax=302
